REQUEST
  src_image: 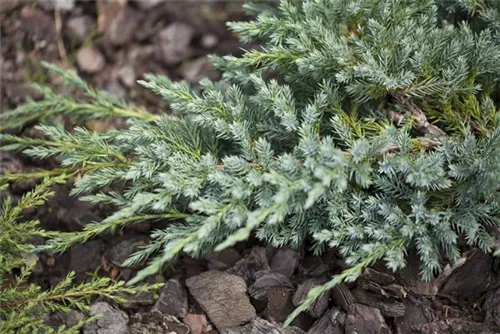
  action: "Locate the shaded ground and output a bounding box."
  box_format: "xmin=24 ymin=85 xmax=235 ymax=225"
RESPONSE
xmin=2 ymin=1 xmax=500 ymax=333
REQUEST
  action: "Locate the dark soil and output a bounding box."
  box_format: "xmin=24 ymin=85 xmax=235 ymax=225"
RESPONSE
xmin=2 ymin=1 xmax=500 ymax=333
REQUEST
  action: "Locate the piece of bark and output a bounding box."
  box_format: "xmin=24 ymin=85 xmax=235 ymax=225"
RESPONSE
xmin=351 ymin=289 xmax=405 ymax=318
xmin=292 ymin=278 xmax=330 ymax=318
xmin=345 ymin=304 xmax=391 ymax=334
xmin=228 ymin=247 xmax=270 ymax=286
xmin=186 ymin=271 xmax=256 ymax=330
xmin=414 ymin=319 xmax=498 ymax=334
xmin=271 ymin=247 xmax=301 ymax=278
xmin=249 ymin=270 xmax=294 ymax=301
xmin=221 ymin=317 xmax=305 ymax=334
xmin=331 ymin=283 xmax=355 ymax=312
xmin=439 ymin=250 xmax=492 ymax=304
xmin=394 ymin=295 xmax=434 ymax=334
xmin=266 ymin=286 xmax=295 ymax=323
xmin=307 ymin=308 xmax=345 ymax=334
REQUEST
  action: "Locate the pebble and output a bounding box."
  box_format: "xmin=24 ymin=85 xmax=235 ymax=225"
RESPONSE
xmin=201 ymin=33 xmax=219 ymax=49
xmin=157 ymin=22 xmax=195 ymax=66
xmin=117 ymin=65 xmax=136 ymax=88
xmin=83 ymin=302 xmax=128 ymax=334
xmin=186 ymin=270 xmax=256 ymax=330
xmin=106 ymin=6 xmax=140 ymax=46
xmin=36 ymin=0 xmax=75 ymax=11
xmin=153 ymin=279 xmax=188 ymax=318
xmin=77 ymin=46 xmax=105 ymax=73
xmin=182 ymin=57 xmax=219 ymax=84
xmin=67 ymin=16 xmax=96 ymax=40
xmin=132 ymin=0 xmax=164 ymax=10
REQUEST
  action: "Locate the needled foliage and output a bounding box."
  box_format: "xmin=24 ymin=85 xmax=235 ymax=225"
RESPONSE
xmin=0 ymin=177 xmax=156 ymax=333
xmin=1 ymin=0 xmax=500 ymax=325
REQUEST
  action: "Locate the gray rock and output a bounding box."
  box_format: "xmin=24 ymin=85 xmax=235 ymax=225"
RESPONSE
xmin=345 ymin=304 xmax=390 ymax=334
xmin=248 ymin=270 xmax=293 ymax=301
xmin=271 ymin=248 xmax=301 ymax=278
xmin=227 ymin=247 xmax=270 ymax=286
xmin=206 ymin=248 xmax=242 ymax=271
xmin=201 ymin=34 xmax=219 ymax=49
xmin=67 ymin=16 xmax=96 ymax=40
xmin=182 ymin=57 xmax=219 ymax=84
xmin=104 ymin=81 xmax=127 ymax=99
xmin=83 ymin=302 xmax=128 ymax=334
xmin=157 ymin=22 xmax=195 ymax=66
xmin=186 ymin=270 xmax=256 ymax=330
xmin=69 ymin=240 xmax=103 ymax=281
xmin=105 ymin=234 xmax=150 ymax=269
xmin=106 ymin=7 xmax=140 ymax=46
xmin=153 ymin=279 xmax=188 ymax=318
xmin=221 ymin=317 xmax=306 ymax=334
xmin=117 ymin=66 xmax=136 ymax=88
xmin=132 ymin=0 xmax=164 ymax=10
xmin=36 ymin=0 xmax=75 ymax=11
xmin=77 ymin=46 xmax=105 ymax=73
xmin=293 ymin=278 xmax=329 ymax=318
xmin=307 ymin=308 xmax=345 ymax=334
xmin=129 ymin=310 xmax=189 ymax=334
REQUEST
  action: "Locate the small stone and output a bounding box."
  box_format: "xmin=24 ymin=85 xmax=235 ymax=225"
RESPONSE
xmin=83 ymin=302 xmax=128 ymax=334
xmin=104 ymin=81 xmax=127 ymax=99
xmin=132 ymin=0 xmax=164 ymax=10
xmin=36 ymin=0 xmax=75 ymax=11
xmin=117 ymin=65 xmax=136 ymax=88
xmin=271 ymin=247 xmax=301 ymax=278
xmin=201 ymin=34 xmax=219 ymax=49
xmin=249 ymin=270 xmax=294 ymax=301
xmin=293 ymin=278 xmax=329 ymax=318
xmin=182 ymin=58 xmax=220 ymax=84
xmin=20 ymin=7 xmax=56 ymax=44
xmin=227 ymin=247 xmax=270 ymax=286
xmin=153 ymin=279 xmax=188 ymax=318
xmin=307 ymin=308 xmax=345 ymax=334
xmin=77 ymin=46 xmax=105 ymax=73
xmin=106 ymin=6 xmax=140 ymax=46
xmin=105 ymin=234 xmax=150 ymax=269
xmin=157 ymin=22 xmax=195 ymax=66
xmin=183 ymin=314 xmax=208 ymax=334
xmin=69 ymin=240 xmax=103 ymax=281
xmin=129 ymin=311 xmax=189 ymax=334
xmin=186 ymin=270 xmax=256 ymax=330
xmin=206 ymin=248 xmax=242 ymax=270
xmin=345 ymin=304 xmax=390 ymax=334
xmin=67 ymin=16 xmax=96 ymax=40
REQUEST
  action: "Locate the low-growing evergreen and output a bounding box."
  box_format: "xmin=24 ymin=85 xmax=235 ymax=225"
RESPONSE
xmin=0 ymin=177 xmax=156 ymax=333
xmin=1 ymin=0 xmax=500 ymax=325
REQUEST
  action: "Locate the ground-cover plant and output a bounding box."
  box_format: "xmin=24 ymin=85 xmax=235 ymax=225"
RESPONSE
xmin=0 ymin=177 xmax=156 ymax=333
xmin=1 ymin=0 xmax=500 ymax=325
